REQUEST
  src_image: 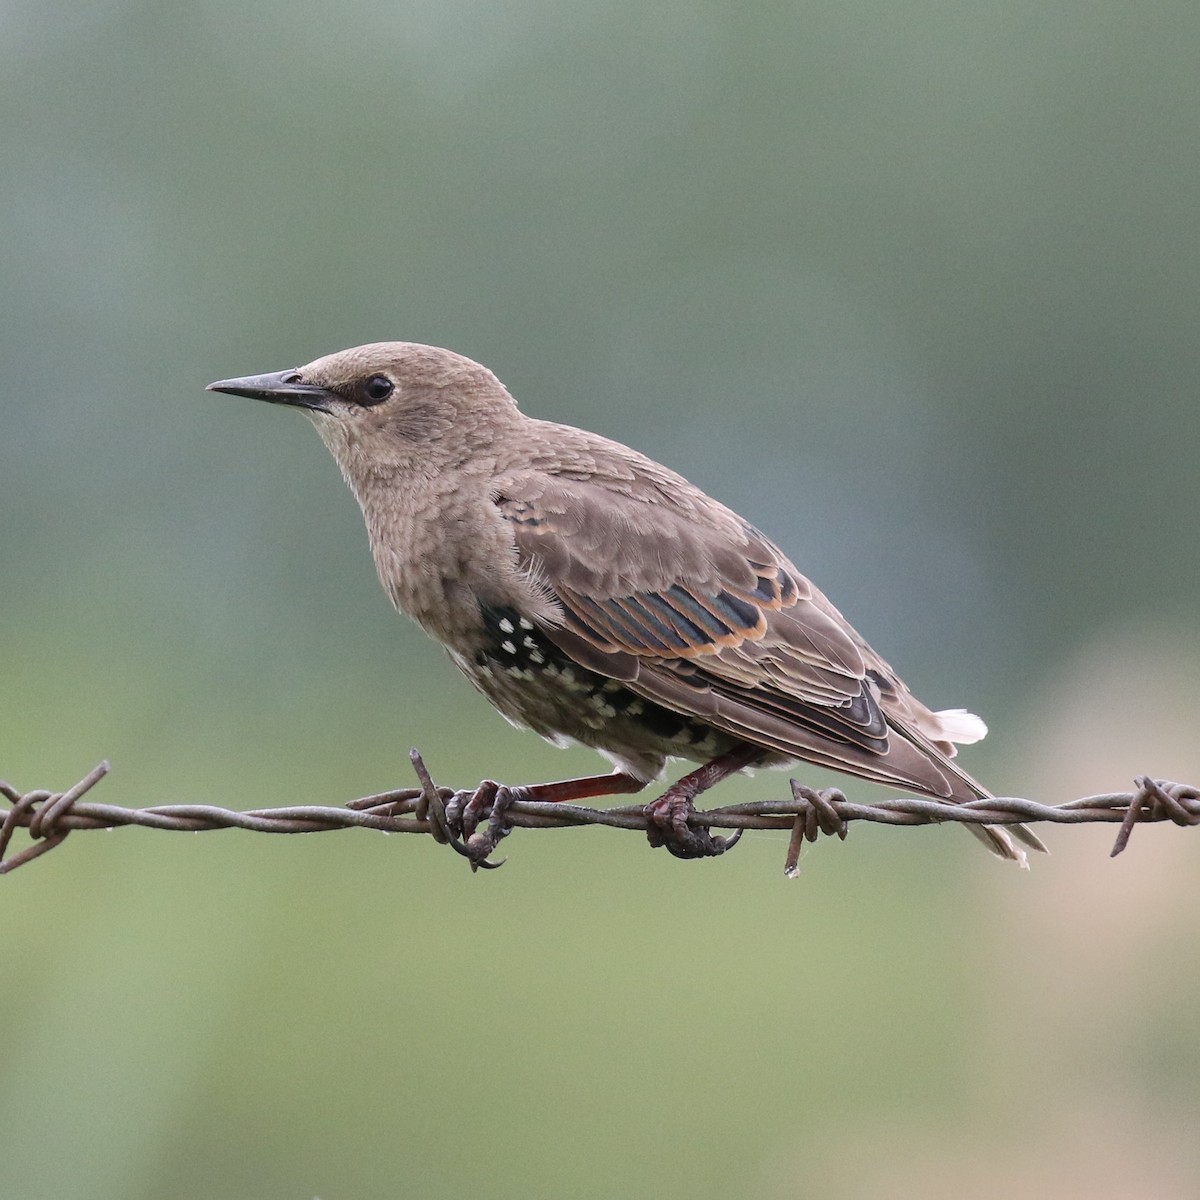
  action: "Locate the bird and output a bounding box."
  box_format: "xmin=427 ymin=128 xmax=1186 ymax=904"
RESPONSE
xmin=208 ymin=342 xmax=1045 ymax=865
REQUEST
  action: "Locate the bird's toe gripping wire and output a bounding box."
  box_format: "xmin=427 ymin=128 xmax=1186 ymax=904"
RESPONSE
xmin=644 ymin=791 xmax=743 ymax=859
xmin=641 ymin=744 xmax=763 ymax=860
xmin=409 ymin=750 xmax=509 ymax=871
xmin=449 ymin=780 xmax=526 ymax=871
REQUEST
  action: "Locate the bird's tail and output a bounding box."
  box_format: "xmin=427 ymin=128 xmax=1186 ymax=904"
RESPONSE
xmin=942 ymin=757 xmax=1048 ymax=867
xmin=968 ymin=820 xmax=1041 ymax=866
xmin=896 ymin=708 xmax=1048 ymax=866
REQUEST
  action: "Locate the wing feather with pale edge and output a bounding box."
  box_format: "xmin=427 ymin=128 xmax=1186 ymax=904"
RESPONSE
xmin=492 ymin=467 xmax=987 ymax=803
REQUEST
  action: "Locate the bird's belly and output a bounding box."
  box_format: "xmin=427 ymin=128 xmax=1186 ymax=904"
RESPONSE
xmin=450 ymin=605 xmax=738 ymax=775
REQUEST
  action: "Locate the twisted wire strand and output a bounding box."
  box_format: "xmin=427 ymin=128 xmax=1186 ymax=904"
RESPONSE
xmin=2 ymin=755 xmax=1197 ymax=876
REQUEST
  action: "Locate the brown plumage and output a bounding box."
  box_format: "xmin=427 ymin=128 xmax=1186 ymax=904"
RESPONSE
xmin=208 ymin=342 xmax=1045 ymax=864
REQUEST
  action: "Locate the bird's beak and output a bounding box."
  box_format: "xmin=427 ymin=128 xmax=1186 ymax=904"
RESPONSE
xmin=206 ymin=370 xmax=335 ymax=414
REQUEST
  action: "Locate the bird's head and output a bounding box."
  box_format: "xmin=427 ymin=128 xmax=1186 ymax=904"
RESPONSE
xmin=208 ymin=341 xmax=522 ymax=478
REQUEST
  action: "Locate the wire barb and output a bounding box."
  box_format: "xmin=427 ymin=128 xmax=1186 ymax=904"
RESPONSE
xmin=2 ymin=757 xmax=1198 ymax=877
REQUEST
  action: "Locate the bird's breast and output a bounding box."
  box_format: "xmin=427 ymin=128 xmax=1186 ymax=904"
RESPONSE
xmin=355 ymin=471 xmax=524 ymax=647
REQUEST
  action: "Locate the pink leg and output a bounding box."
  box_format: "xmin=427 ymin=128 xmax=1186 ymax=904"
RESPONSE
xmin=453 ymin=770 xmax=645 ymax=838
xmin=522 ymin=771 xmax=647 ymax=804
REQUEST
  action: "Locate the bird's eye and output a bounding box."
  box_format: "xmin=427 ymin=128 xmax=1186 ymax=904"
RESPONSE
xmin=361 ymin=375 xmax=394 ymax=405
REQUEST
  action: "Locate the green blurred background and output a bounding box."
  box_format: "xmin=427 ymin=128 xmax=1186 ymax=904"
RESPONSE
xmin=3 ymin=2 xmax=1199 ymax=1197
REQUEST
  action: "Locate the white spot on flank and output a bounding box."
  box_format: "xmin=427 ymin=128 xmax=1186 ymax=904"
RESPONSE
xmin=499 ymin=618 xmax=515 ymax=634
xmin=518 ymin=617 xmax=534 ymax=630
xmin=523 ymin=636 xmax=538 ymax=649
xmin=501 ymin=640 xmax=516 ymax=654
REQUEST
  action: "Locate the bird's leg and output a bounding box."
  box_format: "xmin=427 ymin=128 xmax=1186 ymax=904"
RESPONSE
xmin=449 ymin=770 xmax=646 ymax=836
xmin=645 ymin=744 xmax=766 ymax=859
xmin=447 ymin=771 xmax=647 ymax=867
xmin=521 ymin=771 xmax=647 ymax=804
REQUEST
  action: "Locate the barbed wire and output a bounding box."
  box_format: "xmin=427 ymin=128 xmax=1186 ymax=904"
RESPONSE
xmin=2 ymin=751 xmax=1198 ymax=877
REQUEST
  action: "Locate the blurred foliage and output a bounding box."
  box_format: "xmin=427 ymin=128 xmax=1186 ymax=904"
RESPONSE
xmin=3 ymin=2 xmax=1199 ymax=1197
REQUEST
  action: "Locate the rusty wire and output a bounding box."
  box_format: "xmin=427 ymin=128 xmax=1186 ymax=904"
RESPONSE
xmin=2 ymin=752 xmax=1198 ymax=877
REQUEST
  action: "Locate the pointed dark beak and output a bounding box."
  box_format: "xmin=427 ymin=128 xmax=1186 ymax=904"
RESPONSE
xmin=206 ymin=370 xmax=335 ymax=414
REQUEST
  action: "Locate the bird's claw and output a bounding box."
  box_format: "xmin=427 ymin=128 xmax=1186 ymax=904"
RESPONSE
xmin=644 ymin=795 xmax=743 ymax=859
xmin=445 ymin=780 xmax=524 ymax=871
xmin=410 ymin=753 xmax=509 ymax=871
xmin=445 ymin=779 xmax=499 ymax=842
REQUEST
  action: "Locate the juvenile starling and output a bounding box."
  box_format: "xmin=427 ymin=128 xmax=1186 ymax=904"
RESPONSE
xmin=209 ymin=343 xmax=1044 ymax=864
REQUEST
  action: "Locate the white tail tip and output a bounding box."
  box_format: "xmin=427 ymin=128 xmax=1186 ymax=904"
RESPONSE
xmin=935 ymin=707 xmax=988 ymax=745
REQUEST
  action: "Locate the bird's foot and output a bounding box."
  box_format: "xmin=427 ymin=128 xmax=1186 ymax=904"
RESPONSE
xmin=643 ymin=746 xmax=762 ymax=859
xmin=409 ymin=752 xmax=509 ymax=871
xmin=445 ymin=779 xmax=498 ymax=842
xmin=445 ymin=780 xmax=526 ymax=871
xmin=644 ymin=790 xmax=742 ymax=860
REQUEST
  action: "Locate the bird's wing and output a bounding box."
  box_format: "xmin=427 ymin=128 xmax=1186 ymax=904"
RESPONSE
xmin=492 ymin=462 xmax=985 ymax=803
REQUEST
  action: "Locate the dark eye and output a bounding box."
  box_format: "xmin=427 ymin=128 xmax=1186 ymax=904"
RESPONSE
xmin=361 ymin=374 xmax=394 ymax=405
